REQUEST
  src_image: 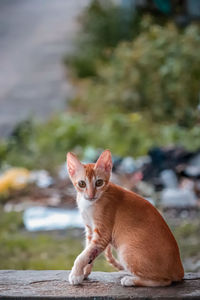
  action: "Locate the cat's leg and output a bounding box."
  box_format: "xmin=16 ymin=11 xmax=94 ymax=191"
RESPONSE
xmin=69 ymin=227 xmax=110 ymax=285
xmin=121 ymin=275 xmax=171 ymax=287
xmin=118 ymin=247 xmax=172 ymax=287
xmin=83 ymin=225 xmax=93 ymax=279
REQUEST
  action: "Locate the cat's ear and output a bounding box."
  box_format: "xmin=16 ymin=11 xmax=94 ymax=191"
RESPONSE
xmin=66 ymin=152 xmax=84 ymax=177
xmin=95 ymin=150 xmax=112 ymax=174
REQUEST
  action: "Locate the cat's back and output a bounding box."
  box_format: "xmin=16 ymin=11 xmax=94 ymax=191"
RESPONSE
xmin=106 ymin=182 xmax=155 ymax=214
xmin=108 ymin=182 xmax=167 ymax=225
xmin=108 ymin=183 xmax=178 ymax=250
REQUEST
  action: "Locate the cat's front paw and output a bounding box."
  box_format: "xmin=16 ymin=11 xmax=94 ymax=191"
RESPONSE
xmin=69 ymin=271 xmax=84 ymax=285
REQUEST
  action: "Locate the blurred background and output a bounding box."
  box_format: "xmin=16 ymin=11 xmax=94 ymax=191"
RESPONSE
xmin=0 ymin=0 xmax=200 ymax=273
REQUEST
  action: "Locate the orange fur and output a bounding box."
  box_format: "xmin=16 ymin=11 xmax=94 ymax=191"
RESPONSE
xmin=94 ymin=228 xmax=101 ymax=237
xmin=67 ymin=150 xmax=184 ymax=286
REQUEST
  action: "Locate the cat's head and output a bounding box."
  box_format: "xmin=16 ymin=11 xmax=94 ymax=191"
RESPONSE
xmin=67 ymin=150 xmax=112 ymax=202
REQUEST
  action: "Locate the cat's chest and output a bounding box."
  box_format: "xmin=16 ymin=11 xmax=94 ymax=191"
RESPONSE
xmin=77 ymin=196 xmax=94 ymax=228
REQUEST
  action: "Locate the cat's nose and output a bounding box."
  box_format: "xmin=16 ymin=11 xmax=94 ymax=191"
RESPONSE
xmin=86 ymin=189 xmax=95 ymax=200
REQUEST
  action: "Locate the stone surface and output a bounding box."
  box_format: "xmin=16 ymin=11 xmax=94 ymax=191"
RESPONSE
xmin=0 ymin=270 xmax=200 ymax=299
xmin=0 ymin=0 xmax=89 ymax=137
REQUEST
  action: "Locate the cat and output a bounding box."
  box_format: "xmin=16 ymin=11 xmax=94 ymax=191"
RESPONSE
xmin=67 ymin=149 xmax=184 ymax=287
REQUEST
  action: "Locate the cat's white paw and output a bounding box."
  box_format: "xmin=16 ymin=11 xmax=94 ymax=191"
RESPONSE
xmin=69 ymin=272 xmax=84 ymax=285
xmin=121 ymin=276 xmax=135 ymax=287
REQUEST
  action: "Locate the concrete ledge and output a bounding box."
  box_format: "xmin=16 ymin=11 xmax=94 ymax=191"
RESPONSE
xmin=0 ymin=270 xmax=200 ymax=299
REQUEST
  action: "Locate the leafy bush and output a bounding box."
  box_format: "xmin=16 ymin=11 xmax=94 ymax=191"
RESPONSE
xmin=65 ymin=0 xmax=142 ymax=77
xmin=72 ymin=20 xmax=200 ymax=126
xmin=0 ymin=115 xmax=91 ymax=170
xmin=1 ymin=111 xmax=200 ymax=170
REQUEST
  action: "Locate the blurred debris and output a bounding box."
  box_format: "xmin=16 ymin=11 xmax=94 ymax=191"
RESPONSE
xmin=4 ymin=195 xmax=60 ymax=212
xmin=83 ymin=146 xmax=100 ymax=163
xmin=29 ymin=170 xmax=53 ymax=188
xmin=136 ymin=181 xmax=155 ymax=198
xmin=134 ymin=155 xmax=151 ymax=169
xmin=184 ymin=258 xmax=200 ymax=273
xmin=161 ymin=188 xmax=197 ymax=208
xmin=160 ymin=169 xmax=178 ymax=188
xmin=0 ymin=168 xmax=30 ymax=194
xmin=194 ymin=180 xmax=200 ymax=198
xmin=118 ymin=156 xmax=136 ymax=174
xmin=1 ymin=146 xmax=200 ymax=211
xmin=145 ymin=197 xmax=155 ymax=206
xmin=142 ymin=146 xmax=194 ymax=182
xmin=184 ymin=153 xmax=200 ymax=178
xmin=58 ymin=163 xmax=68 ymax=180
xmin=23 ymin=207 xmax=83 ymax=231
xmin=0 ymin=168 xmax=54 ymax=196
xmin=112 ymin=156 xmax=123 ymax=172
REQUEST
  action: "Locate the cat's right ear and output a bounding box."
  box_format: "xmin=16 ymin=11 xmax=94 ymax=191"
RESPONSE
xmin=66 ymin=152 xmax=83 ymax=177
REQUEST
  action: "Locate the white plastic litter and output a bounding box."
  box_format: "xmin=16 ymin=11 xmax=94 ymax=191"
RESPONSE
xmin=161 ymin=188 xmax=197 ymax=207
xmin=29 ymin=170 xmax=53 ymax=188
xmin=118 ymin=157 xmax=136 ymax=174
xmin=160 ymin=169 xmax=178 ymax=188
xmin=23 ymin=207 xmax=84 ymax=231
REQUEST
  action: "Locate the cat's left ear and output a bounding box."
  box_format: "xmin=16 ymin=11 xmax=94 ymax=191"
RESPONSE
xmin=95 ymin=150 xmax=112 ymax=174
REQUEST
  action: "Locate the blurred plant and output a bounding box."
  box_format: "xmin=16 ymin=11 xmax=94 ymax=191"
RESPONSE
xmin=0 ymin=115 xmax=91 ymax=171
xmin=65 ymin=0 xmax=142 ymax=77
xmin=72 ymin=19 xmax=200 ymax=126
xmin=0 ymin=113 xmax=200 ymax=171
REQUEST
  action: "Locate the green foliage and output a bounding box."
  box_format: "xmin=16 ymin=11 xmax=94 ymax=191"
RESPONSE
xmin=0 ymin=115 xmax=90 ymax=170
xmin=63 ymin=19 xmax=200 ymax=157
xmin=1 ymin=112 xmax=200 ymax=170
xmin=65 ymin=0 xmax=142 ymax=77
xmin=73 ymin=20 xmax=200 ymax=125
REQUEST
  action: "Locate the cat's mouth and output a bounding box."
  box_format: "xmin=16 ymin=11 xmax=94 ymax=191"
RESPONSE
xmin=84 ymin=196 xmax=98 ymax=201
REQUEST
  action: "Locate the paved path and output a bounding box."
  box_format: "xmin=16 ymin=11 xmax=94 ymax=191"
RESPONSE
xmin=0 ymin=0 xmax=89 ymax=137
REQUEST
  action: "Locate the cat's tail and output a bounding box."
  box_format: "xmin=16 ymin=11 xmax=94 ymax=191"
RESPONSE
xmin=104 ymin=244 xmax=124 ymax=271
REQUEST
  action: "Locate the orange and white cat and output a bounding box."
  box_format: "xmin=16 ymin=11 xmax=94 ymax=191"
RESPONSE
xmin=67 ymin=150 xmax=184 ymax=287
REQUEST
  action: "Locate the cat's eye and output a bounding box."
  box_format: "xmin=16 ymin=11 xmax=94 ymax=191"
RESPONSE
xmin=96 ymin=179 xmax=104 ymax=187
xmin=78 ymin=180 xmax=86 ymax=188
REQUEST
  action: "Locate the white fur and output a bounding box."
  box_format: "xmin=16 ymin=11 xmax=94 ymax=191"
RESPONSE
xmin=77 ymin=194 xmax=93 ymax=211
xmin=121 ymin=276 xmax=136 ymax=286
xmin=77 ymin=194 xmax=94 ymax=228
xmin=69 ymin=272 xmax=84 ymax=285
